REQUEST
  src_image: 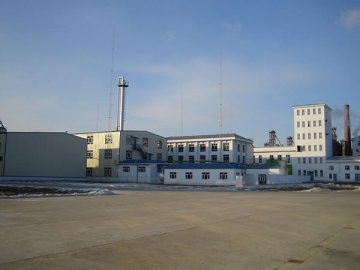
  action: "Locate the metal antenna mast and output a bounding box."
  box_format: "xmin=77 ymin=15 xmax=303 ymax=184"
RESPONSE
xmin=107 ymin=30 xmax=115 ymax=131
xmin=219 ymin=50 xmax=223 ymax=135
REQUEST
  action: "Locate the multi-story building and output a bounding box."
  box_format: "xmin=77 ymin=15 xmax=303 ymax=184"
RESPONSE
xmin=75 ymin=130 xmax=167 ymax=179
xmin=254 ymin=103 xmax=360 ymax=182
xmin=167 ymin=133 xmax=254 ymax=164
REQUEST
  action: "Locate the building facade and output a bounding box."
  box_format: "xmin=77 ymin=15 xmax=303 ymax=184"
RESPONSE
xmin=167 ymin=133 xmax=254 ymax=165
xmin=75 ymin=130 xmax=167 ymax=179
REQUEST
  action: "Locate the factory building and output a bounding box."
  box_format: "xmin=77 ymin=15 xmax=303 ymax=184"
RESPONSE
xmin=0 ymin=123 xmax=87 ymax=180
xmin=254 ymin=104 xmax=360 ymax=182
xmin=167 ymin=133 xmax=254 ymax=164
xmin=74 ymin=130 xmax=167 ymax=182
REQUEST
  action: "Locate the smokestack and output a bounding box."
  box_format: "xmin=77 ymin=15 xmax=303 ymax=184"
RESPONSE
xmin=116 ymin=76 xmax=129 ymax=131
xmin=344 ymin=104 xmax=352 ymax=156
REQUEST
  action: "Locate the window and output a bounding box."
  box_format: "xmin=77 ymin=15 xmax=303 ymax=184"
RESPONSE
xmin=223 ymin=142 xmax=230 ymax=151
xmin=308 ymin=157 xmax=312 ymax=164
xmin=307 ymin=109 xmax=310 ymax=115
xmin=243 ymin=156 xmax=245 ymax=163
xmin=211 ymin=155 xmax=217 ymax=162
xmin=345 ymin=173 xmax=350 ymax=180
xmin=355 ymin=165 xmax=360 ymax=170
xmin=302 ymin=121 xmax=305 ymax=128
xmin=297 ymin=134 xmax=300 ymax=140
xmin=157 ymin=140 xmax=162 ymax=149
xmin=329 ymin=174 xmax=332 ymax=179
xmin=297 ymin=122 xmax=300 ymax=128
xmin=123 ymin=166 xmax=130 ymax=172
xmin=314 ymin=145 xmax=317 ymax=151
xmin=319 ymin=132 xmax=322 ymax=139
xmin=313 ymin=120 xmax=316 ymax=127
xmin=223 ymin=155 xmax=229 ymax=162
xmin=315 ymin=170 xmax=318 ymax=177
xmin=138 ymin=166 xmax=146 ymax=173
xmin=157 ymin=153 xmax=162 ymax=161
xmin=189 ymin=144 xmax=195 ymax=152
xmin=126 ymin=135 xmax=132 ymax=144
xmin=319 ymin=145 xmax=323 ymax=151
xmin=86 ymin=168 xmax=93 ymax=176
xmin=320 ymin=170 xmax=323 ymax=177
xmin=143 ymin=138 xmax=148 ymax=147
xmin=314 ymin=133 xmax=317 ymax=139
xmin=168 ymin=156 xmax=173 ymax=163
xmin=277 ymin=155 xmax=282 ymax=161
xmin=200 ymin=144 xmax=206 ymax=152
xmin=320 ymin=157 xmax=323 ymax=163
xmin=238 ymin=144 xmax=240 ymax=151
xmin=211 ymin=143 xmax=218 ymax=151
xmin=105 ymin=134 xmax=113 ymax=144
xmin=200 ymin=155 xmax=206 ymax=162
xmin=318 ymin=120 xmax=322 ymax=127
xmin=302 ymin=109 xmax=305 ymax=115
xmin=202 ymin=172 xmax=210 ymax=179
xmin=298 ymin=158 xmax=301 ymax=164
xmin=238 ymin=155 xmax=240 ymax=163
xmin=302 ymin=145 xmax=306 ymax=151
xmin=308 ymin=133 xmax=311 ymax=139
xmin=178 ymin=145 xmax=184 ymax=152
xmin=298 ymin=170 xmax=301 ymax=176
xmin=219 ymin=172 xmax=228 ymax=180
xmin=170 ymin=172 xmax=177 ymax=179
xmin=189 ymin=155 xmax=194 ymax=162
xmin=308 ymin=121 xmax=311 ymax=127
xmin=87 ymin=150 xmax=93 ymax=159
xmin=297 ymin=110 xmax=300 ymax=116
xmin=178 ymin=156 xmax=184 ymax=163
xmin=329 ymin=166 xmax=334 ymax=170
xmin=302 ymin=133 xmax=305 ymax=139
xmin=243 ymin=145 xmax=245 ymax=152
xmin=105 ymin=149 xmax=112 ymax=159
xmin=303 ymin=170 xmax=306 ymax=176
xmin=318 ymin=108 xmax=321 ymax=114
xmin=313 ymin=108 xmax=316 ymax=114
xmin=270 ymin=155 xmax=274 ymax=160
xmin=259 ymin=155 xmax=262 ymax=163
xmin=185 ymin=172 xmax=193 ymax=179
xmin=87 ymin=135 xmax=93 ymax=144
xmin=286 ymin=155 xmax=290 ymax=163
xmin=303 ymin=158 xmax=306 ymax=164
xmin=314 ymin=157 xmax=318 ymax=164
xmin=104 ymin=167 xmax=112 ymax=176
xmin=168 ymin=145 xmax=173 ymax=153
xmin=126 ymin=150 xmax=132 ymax=160
xmin=345 ymin=166 xmax=350 ymax=170
xmin=308 ymin=145 xmax=311 ymax=151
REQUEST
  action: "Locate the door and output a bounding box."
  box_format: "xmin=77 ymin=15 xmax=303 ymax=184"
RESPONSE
xmin=307 ymin=171 xmax=314 ymax=181
xmin=333 ymin=174 xmax=337 ymax=181
xmin=355 ymin=174 xmax=360 ymax=182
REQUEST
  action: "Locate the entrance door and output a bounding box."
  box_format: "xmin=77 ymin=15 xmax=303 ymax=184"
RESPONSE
xmin=355 ymin=174 xmax=360 ymax=182
xmin=333 ymin=174 xmax=337 ymax=181
xmin=307 ymin=171 xmax=314 ymax=181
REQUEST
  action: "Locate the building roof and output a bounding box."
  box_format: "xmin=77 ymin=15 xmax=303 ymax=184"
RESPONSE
xmin=326 ymin=156 xmax=360 ymax=162
xmin=292 ymin=103 xmax=332 ymax=111
xmin=164 ymin=162 xmax=247 ymax=170
xmin=167 ymin=133 xmax=253 ymax=143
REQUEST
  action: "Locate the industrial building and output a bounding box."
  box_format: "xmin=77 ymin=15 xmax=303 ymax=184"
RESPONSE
xmin=0 ymin=122 xmax=87 ymax=180
xmin=167 ymin=133 xmax=254 ymax=164
xmin=254 ymin=104 xmax=360 ymax=182
xmin=74 ymin=130 xmax=167 ymax=182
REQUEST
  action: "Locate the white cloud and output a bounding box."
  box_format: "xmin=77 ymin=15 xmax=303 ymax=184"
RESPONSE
xmin=338 ymin=9 xmax=360 ymax=29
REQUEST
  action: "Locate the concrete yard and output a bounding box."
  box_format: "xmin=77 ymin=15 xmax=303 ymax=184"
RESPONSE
xmin=0 ymin=190 xmax=359 ymax=269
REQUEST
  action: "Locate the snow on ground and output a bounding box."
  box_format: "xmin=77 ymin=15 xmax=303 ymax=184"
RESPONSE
xmin=0 ymin=181 xmax=359 ymax=198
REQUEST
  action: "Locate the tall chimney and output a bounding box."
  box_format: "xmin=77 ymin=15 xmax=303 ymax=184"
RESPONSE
xmin=344 ymin=104 xmax=352 ymax=156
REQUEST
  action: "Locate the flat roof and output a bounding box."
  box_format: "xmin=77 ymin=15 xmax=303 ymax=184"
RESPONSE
xmin=167 ymin=133 xmax=253 ymax=142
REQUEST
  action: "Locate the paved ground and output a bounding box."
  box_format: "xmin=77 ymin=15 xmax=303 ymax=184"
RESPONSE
xmin=0 ymin=190 xmax=359 ymax=269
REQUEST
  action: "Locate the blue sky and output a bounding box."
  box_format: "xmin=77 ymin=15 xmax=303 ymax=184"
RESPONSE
xmin=1 ymin=0 xmax=360 ymax=146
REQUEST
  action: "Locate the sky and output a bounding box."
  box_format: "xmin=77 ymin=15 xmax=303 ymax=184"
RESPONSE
xmin=1 ymin=0 xmax=360 ymax=146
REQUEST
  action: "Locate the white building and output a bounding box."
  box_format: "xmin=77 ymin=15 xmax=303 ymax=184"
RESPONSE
xmin=254 ymin=103 xmax=360 ymax=182
xmin=0 ymin=129 xmax=87 ymax=180
xmin=167 ymin=133 xmax=254 ymax=164
xmin=75 ymin=130 xmax=167 ymax=182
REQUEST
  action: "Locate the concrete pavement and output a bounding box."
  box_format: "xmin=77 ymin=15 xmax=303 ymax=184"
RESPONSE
xmin=0 ymin=190 xmax=359 ymax=269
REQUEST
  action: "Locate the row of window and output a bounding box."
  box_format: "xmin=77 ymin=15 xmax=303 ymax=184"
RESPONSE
xmin=265 ymin=155 xmax=291 ymax=163
xmin=298 ymin=170 xmax=324 ymax=177
xmin=169 ymin=171 xmax=228 ymax=180
xmin=168 ymin=155 xmax=246 ymax=163
xmin=329 ymin=165 xmax=359 ymax=171
xmin=297 ymin=132 xmax=323 ymax=140
xmin=122 ymin=166 xmax=146 ymax=173
xmin=87 ymin=134 xmax=163 ymax=149
xmin=87 ymin=150 xmax=163 ymax=161
xmin=296 ymin=108 xmax=322 ymax=116
xmin=298 ymin=157 xmax=323 ymax=164
xmin=168 ymin=143 xmax=246 ymax=153
xmin=296 ymin=120 xmax=322 ymax=128
xmin=298 ymin=145 xmax=323 ymax=152
xmin=86 ymin=167 xmax=112 ymax=177
xmin=330 ymin=173 xmax=359 ymax=180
